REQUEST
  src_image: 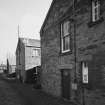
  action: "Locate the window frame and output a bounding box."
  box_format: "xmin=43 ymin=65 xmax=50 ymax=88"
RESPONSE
xmin=81 ymin=61 xmax=88 ymax=84
xmin=61 ymin=20 xmax=71 ymax=53
xmin=92 ymin=0 xmax=100 ymax=22
xmin=32 ymin=48 xmax=39 ymax=57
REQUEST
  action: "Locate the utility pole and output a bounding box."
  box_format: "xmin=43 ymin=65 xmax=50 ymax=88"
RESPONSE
xmin=18 ymin=25 xmax=20 ymax=65
xmin=18 ymin=25 xmax=20 ymax=39
xmin=17 ymin=25 xmax=21 ymax=80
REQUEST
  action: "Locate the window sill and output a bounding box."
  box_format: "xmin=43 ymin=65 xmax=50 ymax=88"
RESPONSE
xmin=59 ymin=50 xmax=72 ymax=56
xmin=32 ymin=56 xmax=39 ymax=57
xmin=87 ymin=17 xmax=104 ymax=28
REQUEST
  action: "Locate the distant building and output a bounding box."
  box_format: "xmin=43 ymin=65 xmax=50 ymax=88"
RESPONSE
xmin=0 ymin=64 xmax=6 ymax=73
xmin=16 ymin=37 xmax=41 ymax=83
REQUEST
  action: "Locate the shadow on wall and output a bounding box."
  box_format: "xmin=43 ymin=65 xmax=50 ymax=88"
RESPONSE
xmin=87 ymin=50 xmax=105 ymax=90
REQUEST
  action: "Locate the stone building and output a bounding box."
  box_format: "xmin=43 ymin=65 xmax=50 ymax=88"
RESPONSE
xmin=16 ymin=37 xmax=41 ymax=83
xmin=40 ymin=0 xmax=105 ymax=104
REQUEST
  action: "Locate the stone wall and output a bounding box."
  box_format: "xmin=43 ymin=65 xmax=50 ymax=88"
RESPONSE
xmin=41 ymin=0 xmax=75 ymax=98
xmin=76 ymin=0 xmax=105 ymax=105
xmin=41 ymin=0 xmax=105 ymax=104
xmin=41 ymin=24 xmax=62 ymax=96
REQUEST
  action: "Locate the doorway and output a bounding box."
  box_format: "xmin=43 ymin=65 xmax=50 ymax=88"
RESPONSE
xmin=61 ymin=69 xmax=71 ymax=100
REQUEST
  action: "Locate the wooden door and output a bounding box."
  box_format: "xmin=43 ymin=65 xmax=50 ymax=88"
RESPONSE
xmin=61 ymin=69 xmax=70 ymax=100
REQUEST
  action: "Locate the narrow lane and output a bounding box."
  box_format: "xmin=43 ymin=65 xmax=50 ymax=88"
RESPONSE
xmin=0 ymin=74 xmax=28 ymax=105
xmin=0 ymin=74 xmax=76 ymax=105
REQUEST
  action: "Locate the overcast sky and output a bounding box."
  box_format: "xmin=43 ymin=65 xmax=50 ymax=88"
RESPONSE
xmin=0 ymin=0 xmax=52 ymax=64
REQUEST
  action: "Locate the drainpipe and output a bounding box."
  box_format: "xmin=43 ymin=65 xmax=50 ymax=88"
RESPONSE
xmin=73 ymin=0 xmax=77 ymax=89
xmin=73 ymin=1 xmax=86 ymax=105
xmin=73 ymin=0 xmax=77 ymax=82
xmin=72 ymin=0 xmax=78 ymax=102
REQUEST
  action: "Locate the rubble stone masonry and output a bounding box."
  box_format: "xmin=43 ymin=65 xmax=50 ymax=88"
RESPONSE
xmin=40 ymin=0 xmax=105 ymax=105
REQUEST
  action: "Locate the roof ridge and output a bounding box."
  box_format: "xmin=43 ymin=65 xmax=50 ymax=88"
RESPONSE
xmin=20 ymin=37 xmax=40 ymax=41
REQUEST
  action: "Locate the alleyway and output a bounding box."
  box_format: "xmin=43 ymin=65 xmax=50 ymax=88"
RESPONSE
xmin=0 ymin=74 xmax=75 ymax=105
xmin=0 ymin=74 xmax=27 ymax=105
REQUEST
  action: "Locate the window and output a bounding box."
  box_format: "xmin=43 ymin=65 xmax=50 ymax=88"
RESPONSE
xmin=92 ymin=0 xmax=100 ymax=22
xmin=61 ymin=20 xmax=71 ymax=53
xmin=32 ymin=49 xmax=39 ymax=56
xmin=82 ymin=61 xmax=88 ymax=84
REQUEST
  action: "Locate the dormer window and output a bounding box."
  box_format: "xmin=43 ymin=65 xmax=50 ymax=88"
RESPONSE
xmin=61 ymin=20 xmax=71 ymax=53
xmin=92 ymin=0 xmax=100 ymax=22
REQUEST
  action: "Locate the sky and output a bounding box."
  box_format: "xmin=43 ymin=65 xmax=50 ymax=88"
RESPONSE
xmin=0 ymin=0 xmax=52 ymax=64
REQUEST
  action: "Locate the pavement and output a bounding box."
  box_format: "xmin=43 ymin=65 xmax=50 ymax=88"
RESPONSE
xmin=0 ymin=73 xmax=77 ymax=105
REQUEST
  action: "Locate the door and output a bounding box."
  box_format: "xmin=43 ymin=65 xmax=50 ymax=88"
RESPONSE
xmin=61 ymin=69 xmax=70 ymax=100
